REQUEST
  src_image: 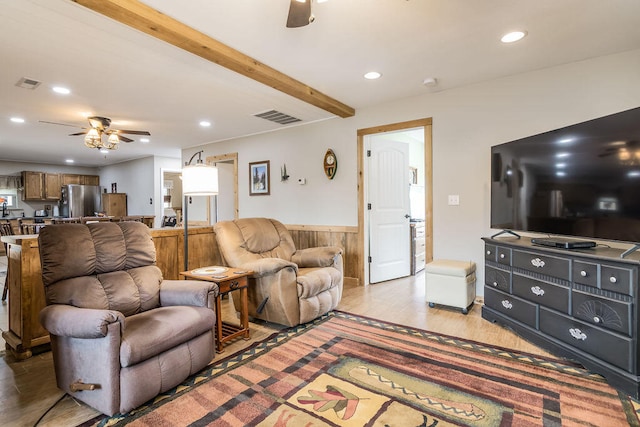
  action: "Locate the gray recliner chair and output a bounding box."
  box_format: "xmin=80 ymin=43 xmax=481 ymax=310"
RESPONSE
xmin=213 ymin=218 xmax=343 ymax=327
xmin=38 ymin=222 xmax=219 ymax=416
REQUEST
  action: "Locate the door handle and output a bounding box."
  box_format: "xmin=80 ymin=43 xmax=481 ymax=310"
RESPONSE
xmin=404 ymin=214 xmax=410 ymax=218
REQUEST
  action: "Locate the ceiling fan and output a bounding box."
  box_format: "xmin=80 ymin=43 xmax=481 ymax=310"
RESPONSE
xmin=286 ymin=0 xmax=319 ymax=28
xmin=40 ymin=116 xmax=150 ymax=150
xmin=598 ymin=140 xmax=639 ymax=157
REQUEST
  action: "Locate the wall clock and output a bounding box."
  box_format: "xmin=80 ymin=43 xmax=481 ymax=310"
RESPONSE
xmin=323 ymin=149 xmax=337 ymax=180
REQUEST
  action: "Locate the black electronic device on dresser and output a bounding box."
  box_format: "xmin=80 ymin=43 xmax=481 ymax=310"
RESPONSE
xmin=482 ymin=236 xmax=640 ymax=397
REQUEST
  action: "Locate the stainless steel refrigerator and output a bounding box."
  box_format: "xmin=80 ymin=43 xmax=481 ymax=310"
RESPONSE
xmin=60 ymin=185 xmax=102 ymax=218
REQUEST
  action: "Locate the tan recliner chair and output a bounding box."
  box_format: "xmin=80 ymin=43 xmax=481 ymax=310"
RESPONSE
xmin=38 ymin=222 xmax=219 ymax=416
xmin=214 ymin=218 xmax=343 ymax=327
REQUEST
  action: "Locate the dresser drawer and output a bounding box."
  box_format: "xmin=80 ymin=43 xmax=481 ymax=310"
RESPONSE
xmin=540 ymin=307 xmax=634 ymax=373
xmin=485 ymin=244 xmax=497 ymax=262
xmin=601 ymin=264 xmax=634 ymax=296
xmin=572 ymin=289 xmax=632 ymax=336
xmin=414 ymin=225 xmax=425 ymax=239
xmin=496 ymin=246 xmax=511 ymax=266
xmin=485 ymin=287 xmax=538 ymax=328
xmin=512 ymin=250 xmax=570 ymax=280
xmin=485 ymin=265 xmax=511 ymax=293
xmin=573 ymin=260 xmax=598 ymax=288
xmin=513 ymin=274 xmax=570 ymax=313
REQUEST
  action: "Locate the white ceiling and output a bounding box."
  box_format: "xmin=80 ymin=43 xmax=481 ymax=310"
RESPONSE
xmin=1 ymin=0 xmax=640 ymax=167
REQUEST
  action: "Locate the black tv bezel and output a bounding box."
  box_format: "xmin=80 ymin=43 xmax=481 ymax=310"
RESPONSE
xmin=489 ymin=106 xmax=640 ymax=246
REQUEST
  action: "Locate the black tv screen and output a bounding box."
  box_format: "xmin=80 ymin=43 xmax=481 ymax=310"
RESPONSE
xmin=491 ymin=106 xmax=640 ymax=243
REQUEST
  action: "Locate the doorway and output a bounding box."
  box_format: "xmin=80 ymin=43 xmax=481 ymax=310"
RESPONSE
xmin=357 ymin=118 xmax=433 ymax=285
xmin=206 ymin=152 xmax=238 ymax=223
xmin=161 ymin=168 xmax=182 ymax=226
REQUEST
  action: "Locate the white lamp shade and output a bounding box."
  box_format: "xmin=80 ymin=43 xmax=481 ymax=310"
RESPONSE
xmin=182 ymin=163 xmax=218 ymax=195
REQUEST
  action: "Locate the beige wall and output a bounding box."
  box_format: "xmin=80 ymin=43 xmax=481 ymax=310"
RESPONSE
xmin=184 ymin=49 xmax=640 ymax=291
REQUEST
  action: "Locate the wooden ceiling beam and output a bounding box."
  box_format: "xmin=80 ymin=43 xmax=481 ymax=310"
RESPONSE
xmin=72 ymin=0 xmax=355 ymax=118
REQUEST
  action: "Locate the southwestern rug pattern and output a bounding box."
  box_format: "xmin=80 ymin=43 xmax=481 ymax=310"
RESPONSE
xmin=94 ymin=311 xmax=640 ymax=426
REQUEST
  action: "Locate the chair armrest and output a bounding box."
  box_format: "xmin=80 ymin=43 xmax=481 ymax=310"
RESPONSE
xmin=160 ymin=280 xmax=219 ymax=308
xmin=292 ymin=246 xmax=343 ymax=268
xmin=238 ymin=258 xmax=298 ymax=278
xmin=39 ymin=305 xmax=124 ymax=339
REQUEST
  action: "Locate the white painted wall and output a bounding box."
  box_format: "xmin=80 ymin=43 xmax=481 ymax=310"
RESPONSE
xmin=184 ymin=49 xmax=640 ymax=290
xmin=99 ymin=157 xmax=156 ymax=219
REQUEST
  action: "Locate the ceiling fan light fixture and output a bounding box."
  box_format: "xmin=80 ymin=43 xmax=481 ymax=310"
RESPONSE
xmin=108 ymin=133 xmax=120 ymax=146
xmin=84 ymin=128 xmax=101 ymax=148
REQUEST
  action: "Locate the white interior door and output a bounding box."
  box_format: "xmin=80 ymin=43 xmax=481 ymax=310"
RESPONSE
xmin=368 ymin=137 xmax=411 ymax=283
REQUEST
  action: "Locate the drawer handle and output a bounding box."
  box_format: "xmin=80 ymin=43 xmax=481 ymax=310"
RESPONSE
xmin=580 ymin=270 xmax=588 ymax=277
xmin=531 ymin=258 xmax=545 ymax=268
xmin=569 ymin=328 xmax=587 ymax=341
xmin=492 ymin=281 xmax=498 ymax=287
xmin=609 ymin=276 xmax=617 ymax=284
xmin=500 ymin=253 xmax=505 ymax=259
xmin=486 ymin=250 xmax=492 ymax=255
xmin=593 ymin=316 xmax=602 ymax=324
xmin=501 ymin=300 xmax=513 ymax=309
xmin=230 ymin=280 xmax=240 ymax=290
xmin=530 ymin=286 xmax=545 ymax=296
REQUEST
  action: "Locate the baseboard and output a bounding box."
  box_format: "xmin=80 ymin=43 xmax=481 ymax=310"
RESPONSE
xmin=344 ymin=277 xmax=359 ymax=287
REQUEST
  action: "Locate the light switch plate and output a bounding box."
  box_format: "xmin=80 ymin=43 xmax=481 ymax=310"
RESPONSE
xmin=448 ymin=194 xmax=460 ymax=205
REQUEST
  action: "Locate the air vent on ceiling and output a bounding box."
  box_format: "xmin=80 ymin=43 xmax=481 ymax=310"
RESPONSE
xmin=253 ymin=110 xmax=301 ymax=125
xmin=16 ymin=77 xmax=42 ymax=90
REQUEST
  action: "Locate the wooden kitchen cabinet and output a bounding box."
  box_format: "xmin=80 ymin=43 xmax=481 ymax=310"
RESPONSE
xmin=102 ymin=193 xmax=127 ymax=217
xmin=22 ymin=171 xmax=61 ymax=200
xmin=61 ymin=173 xmax=100 ymax=186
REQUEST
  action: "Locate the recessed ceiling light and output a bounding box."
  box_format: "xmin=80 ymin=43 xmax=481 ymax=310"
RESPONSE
xmin=99 ymin=148 xmax=110 ymax=154
xmin=10 ymin=117 xmax=25 ymax=123
xmin=65 ymin=159 xmax=74 ymax=163
xmin=52 ymin=86 xmax=71 ymax=95
xmin=364 ymin=71 xmax=382 ymax=80
xmin=199 ymin=121 xmax=211 ymax=127
xmin=500 ymin=31 xmax=527 ymax=43
xmin=140 ymin=138 xmax=150 ymax=143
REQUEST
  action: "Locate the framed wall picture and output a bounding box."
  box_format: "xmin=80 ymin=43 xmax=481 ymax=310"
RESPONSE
xmin=249 ymin=160 xmax=270 ymax=196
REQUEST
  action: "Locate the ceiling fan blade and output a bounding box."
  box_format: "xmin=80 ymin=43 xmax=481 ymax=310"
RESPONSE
xmin=39 ymin=120 xmax=85 ymax=129
xmin=286 ymin=0 xmax=311 ymax=28
xmin=114 ymin=129 xmax=151 ymax=135
xmin=69 ymin=131 xmax=88 ymax=136
xmin=118 ymin=135 xmax=134 ymax=143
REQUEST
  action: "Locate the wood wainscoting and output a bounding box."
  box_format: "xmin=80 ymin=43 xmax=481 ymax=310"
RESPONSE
xmin=287 ymin=224 xmax=360 ymax=287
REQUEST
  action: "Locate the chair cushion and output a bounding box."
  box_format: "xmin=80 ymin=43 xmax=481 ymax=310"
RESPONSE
xmin=120 ymin=305 xmax=215 ymax=367
xmin=297 ymin=267 xmax=342 ymax=298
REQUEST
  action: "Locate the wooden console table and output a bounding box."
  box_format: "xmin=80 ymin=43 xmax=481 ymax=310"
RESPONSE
xmin=180 ymin=267 xmax=253 ymax=353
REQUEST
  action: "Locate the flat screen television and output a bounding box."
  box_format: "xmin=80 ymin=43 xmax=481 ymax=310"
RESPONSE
xmin=491 ymin=106 xmax=640 ymax=244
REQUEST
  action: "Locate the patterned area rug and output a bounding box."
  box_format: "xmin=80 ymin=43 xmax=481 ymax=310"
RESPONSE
xmin=92 ymin=311 xmax=640 ymax=426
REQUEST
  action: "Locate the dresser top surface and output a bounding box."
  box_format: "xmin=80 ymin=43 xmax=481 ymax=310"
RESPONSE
xmin=483 ymin=236 xmax=640 ymax=265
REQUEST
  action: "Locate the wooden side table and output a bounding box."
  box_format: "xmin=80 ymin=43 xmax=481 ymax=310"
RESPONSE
xmin=180 ymin=267 xmax=253 ymax=353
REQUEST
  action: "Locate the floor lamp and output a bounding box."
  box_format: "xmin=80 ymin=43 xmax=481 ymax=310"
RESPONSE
xmin=182 ymin=150 xmax=218 ymax=271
